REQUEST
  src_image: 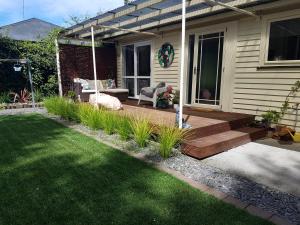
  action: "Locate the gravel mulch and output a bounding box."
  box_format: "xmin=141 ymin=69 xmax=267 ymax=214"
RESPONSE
xmin=1 ymin=108 xmax=299 ymax=225
xmin=0 ymin=107 xmax=46 ymax=115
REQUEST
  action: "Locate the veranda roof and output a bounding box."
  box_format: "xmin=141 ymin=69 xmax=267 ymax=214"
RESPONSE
xmin=62 ymin=0 xmax=275 ymax=40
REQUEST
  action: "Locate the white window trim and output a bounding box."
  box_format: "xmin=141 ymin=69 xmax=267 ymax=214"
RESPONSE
xmin=260 ymin=9 xmax=300 ymax=67
xmin=121 ymin=40 xmax=153 ymax=98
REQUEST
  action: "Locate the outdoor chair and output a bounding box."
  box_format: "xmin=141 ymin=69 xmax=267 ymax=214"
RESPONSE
xmin=138 ymin=82 xmax=166 ymax=108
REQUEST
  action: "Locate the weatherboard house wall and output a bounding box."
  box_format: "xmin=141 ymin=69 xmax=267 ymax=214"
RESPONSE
xmin=115 ymin=6 xmax=300 ymax=130
xmin=233 ymin=15 xmax=300 ymax=130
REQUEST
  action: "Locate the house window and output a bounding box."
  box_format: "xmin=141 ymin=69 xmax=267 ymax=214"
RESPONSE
xmin=267 ymin=17 xmax=300 ymax=62
xmin=122 ymin=43 xmax=151 ymax=98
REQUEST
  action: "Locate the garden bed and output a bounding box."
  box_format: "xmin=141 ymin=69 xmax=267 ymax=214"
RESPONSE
xmin=43 ymin=97 xmax=186 ymax=159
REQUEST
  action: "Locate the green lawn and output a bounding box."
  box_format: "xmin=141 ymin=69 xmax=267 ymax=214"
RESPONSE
xmin=0 ymin=114 xmax=273 ymax=225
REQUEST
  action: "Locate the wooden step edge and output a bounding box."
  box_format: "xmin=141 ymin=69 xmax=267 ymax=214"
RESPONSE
xmin=184 ymin=121 xmax=232 ymax=140
xmin=235 ymin=127 xmax=267 ymax=141
xmin=182 ymin=133 xmax=251 ymax=160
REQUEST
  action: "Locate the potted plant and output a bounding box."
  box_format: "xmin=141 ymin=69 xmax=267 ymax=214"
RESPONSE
xmin=261 ymin=110 xmax=280 ymax=128
xmin=156 ymin=85 xmax=173 ymax=109
xmin=261 ymin=110 xmax=280 ymax=137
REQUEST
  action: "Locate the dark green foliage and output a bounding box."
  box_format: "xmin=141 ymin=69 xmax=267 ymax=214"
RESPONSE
xmin=19 ymin=29 xmax=61 ymax=96
xmin=0 ymin=36 xmax=26 ymax=93
xmin=0 ymin=92 xmax=11 ymax=103
xmin=0 ymin=29 xmax=61 ymax=97
xmin=0 ymin=114 xmax=273 ymax=225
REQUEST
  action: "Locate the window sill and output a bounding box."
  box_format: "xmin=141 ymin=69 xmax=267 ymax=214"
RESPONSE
xmin=257 ymin=65 xmax=300 ymax=70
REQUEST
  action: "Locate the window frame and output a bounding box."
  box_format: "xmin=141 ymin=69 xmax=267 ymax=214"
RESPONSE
xmin=261 ymin=10 xmax=300 ymax=66
xmin=121 ymin=41 xmax=153 ymax=98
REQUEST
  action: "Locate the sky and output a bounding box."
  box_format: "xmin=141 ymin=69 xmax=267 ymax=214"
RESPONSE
xmin=0 ymin=0 xmax=124 ymax=27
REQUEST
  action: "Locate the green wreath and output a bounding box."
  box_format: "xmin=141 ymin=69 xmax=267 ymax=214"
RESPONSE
xmin=158 ymin=43 xmax=175 ymax=68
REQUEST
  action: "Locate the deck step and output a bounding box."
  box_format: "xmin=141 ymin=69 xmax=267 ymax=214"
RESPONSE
xmin=182 ymin=131 xmax=250 ymax=159
xmin=185 ymin=121 xmax=231 ymax=140
xmin=182 ymin=127 xmax=266 ymax=160
xmin=236 ymin=127 xmax=267 ymax=140
xmin=185 ymin=115 xmax=256 ymax=140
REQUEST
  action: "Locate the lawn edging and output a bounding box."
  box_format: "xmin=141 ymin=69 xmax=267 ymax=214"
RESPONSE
xmin=46 ymin=114 xmax=293 ymax=225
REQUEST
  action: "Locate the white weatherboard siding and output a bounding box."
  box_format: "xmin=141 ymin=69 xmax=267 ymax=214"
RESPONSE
xmin=233 ymin=17 xmax=300 ymax=130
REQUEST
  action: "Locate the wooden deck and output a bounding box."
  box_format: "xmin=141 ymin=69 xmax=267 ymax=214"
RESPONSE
xmin=122 ymin=99 xmax=266 ymax=159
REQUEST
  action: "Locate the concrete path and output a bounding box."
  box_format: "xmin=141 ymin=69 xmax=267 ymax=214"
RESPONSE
xmin=202 ymin=142 xmax=300 ymax=197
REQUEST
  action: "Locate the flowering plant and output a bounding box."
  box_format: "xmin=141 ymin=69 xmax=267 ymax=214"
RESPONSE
xmin=156 ymin=85 xmax=173 ymax=108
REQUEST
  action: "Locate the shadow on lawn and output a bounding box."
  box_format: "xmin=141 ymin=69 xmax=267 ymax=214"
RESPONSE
xmin=0 ymin=114 xmax=273 ymax=225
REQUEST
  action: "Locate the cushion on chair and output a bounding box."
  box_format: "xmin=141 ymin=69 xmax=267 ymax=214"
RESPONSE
xmin=100 ymin=80 xmax=108 ymax=89
xmin=140 ymin=82 xmax=166 ymax=98
xmin=86 ymin=80 xmax=95 ymax=90
xmin=141 ymin=87 xmax=155 ymax=98
xmin=107 ymin=79 xmax=116 ymax=89
xmin=82 ymin=80 xmax=104 ymax=91
xmin=155 ymin=82 xmax=166 ymax=89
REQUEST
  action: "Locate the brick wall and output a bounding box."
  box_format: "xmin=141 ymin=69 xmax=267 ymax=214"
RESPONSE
xmin=59 ymin=44 xmax=117 ymax=95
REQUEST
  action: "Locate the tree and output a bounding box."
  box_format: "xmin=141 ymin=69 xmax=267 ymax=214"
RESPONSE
xmin=19 ymin=28 xmax=61 ymax=96
xmin=64 ymin=14 xmax=91 ymax=27
xmin=0 ymin=29 xmax=61 ymax=97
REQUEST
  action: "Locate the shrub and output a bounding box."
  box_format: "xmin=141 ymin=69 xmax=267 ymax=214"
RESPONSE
xmin=158 ymin=126 xmax=186 ymax=158
xmin=0 ymin=92 xmax=11 ymax=103
xmin=115 ymin=115 xmax=133 ymax=140
xmin=34 ymin=89 xmax=45 ymax=102
xmin=44 ymin=96 xmax=60 ymax=114
xmin=44 ymin=97 xmax=79 ymax=121
xmin=78 ymin=104 xmax=104 ymax=130
xmin=131 ymin=118 xmax=153 ymax=148
xmin=10 ymin=88 xmax=32 ymax=103
xmin=102 ymin=111 xmax=118 ymax=135
xmin=66 ymin=91 xmax=77 ymax=101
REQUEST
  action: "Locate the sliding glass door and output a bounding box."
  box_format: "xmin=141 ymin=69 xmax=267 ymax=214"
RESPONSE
xmin=123 ymin=43 xmax=151 ymax=98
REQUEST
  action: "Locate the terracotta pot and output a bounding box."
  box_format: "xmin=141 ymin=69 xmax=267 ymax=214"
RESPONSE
xmin=275 ymin=124 xmax=286 ymax=133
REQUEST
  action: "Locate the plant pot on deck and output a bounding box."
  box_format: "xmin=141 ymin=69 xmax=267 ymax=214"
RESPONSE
xmin=157 ymin=100 xmax=169 ymax=109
